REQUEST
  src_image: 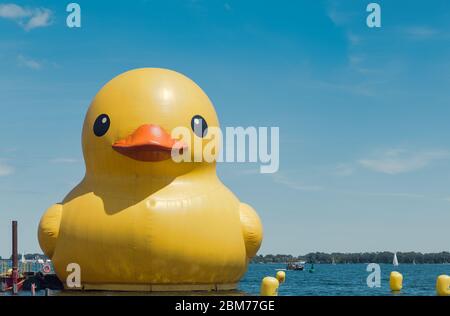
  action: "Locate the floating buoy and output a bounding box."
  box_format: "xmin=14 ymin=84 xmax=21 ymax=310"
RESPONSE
xmin=436 ymin=275 xmax=450 ymax=296
xmin=389 ymin=271 xmax=403 ymax=292
xmin=42 ymin=263 xmax=51 ymax=274
xmin=276 ymin=271 xmax=286 ymax=283
xmin=260 ymin=277 xmax=279 ymax=296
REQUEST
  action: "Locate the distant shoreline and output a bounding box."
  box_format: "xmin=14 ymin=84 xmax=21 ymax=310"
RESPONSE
xmin=2 ymin=252 xmax=449 ymax=265
xmin=252 ymin=251 xmax=450 ymax=264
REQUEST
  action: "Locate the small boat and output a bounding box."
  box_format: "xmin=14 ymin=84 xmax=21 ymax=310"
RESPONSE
xmin=286 ymin=261 xmax=305 ymax=271
xmin=393 ymin=253 xmax=399 ymax=266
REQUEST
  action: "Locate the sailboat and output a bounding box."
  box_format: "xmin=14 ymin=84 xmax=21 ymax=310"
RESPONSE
xmin=393 ymin=252 xmax=399 ymax=266
xmin=331 ymin=257 xmax=336 ymax=265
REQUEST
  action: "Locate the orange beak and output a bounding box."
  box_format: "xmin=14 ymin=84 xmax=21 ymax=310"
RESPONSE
xmin=112 ymin=124 xmax=187 ymax=162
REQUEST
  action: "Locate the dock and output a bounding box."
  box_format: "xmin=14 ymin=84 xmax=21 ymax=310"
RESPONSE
xmin=1 ymin=221 xmax=63 ymax=294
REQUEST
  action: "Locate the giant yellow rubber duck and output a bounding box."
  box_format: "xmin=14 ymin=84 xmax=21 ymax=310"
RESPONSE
xmin=38 ymin=68 xmax=263 ymax=291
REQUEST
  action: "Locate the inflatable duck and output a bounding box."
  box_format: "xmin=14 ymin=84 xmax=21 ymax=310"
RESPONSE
xmin=38 ymin=68 xmax=263 ymax=291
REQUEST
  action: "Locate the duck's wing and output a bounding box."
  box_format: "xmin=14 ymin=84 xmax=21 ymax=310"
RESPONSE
xmin=38 ymin=203 xmax=63 ymax=258
xmin=239 ymin=203 xmax=263 ymax=258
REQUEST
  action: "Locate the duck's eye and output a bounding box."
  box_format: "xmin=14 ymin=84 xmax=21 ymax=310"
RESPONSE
xmin=93 ymin=114 xmax=110 ymax=137
xmin=191 ymin=115 xmax=208 ymax=138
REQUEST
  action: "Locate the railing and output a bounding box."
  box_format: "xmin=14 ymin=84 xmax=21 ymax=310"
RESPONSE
xmin=0 ymin=259 xmax=54 ymax=275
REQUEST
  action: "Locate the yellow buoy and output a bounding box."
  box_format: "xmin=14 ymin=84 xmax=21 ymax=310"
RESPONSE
xmin=436 ymin=275 xmax=450 ymax=296
xmin=260 ymin=277 xmax=279 ymax=296
xmin=276 ymin=271 xmax=286 ymax=283
xmin=389 ymin=271 xmax=403 ymax=292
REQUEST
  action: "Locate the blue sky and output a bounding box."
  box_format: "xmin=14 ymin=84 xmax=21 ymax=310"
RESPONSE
xmin=1 ymin=0 xmax=450 ymax=257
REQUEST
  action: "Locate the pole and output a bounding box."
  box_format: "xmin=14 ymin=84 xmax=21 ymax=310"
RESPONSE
xmin=12 ymin=220 xmax=18 ymax=295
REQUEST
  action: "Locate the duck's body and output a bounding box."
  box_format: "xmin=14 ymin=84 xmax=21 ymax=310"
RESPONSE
xmin=43 ymin=169 xmax=259 ymax=290
xmin=38 ymin=68 xmax=262 ymax=291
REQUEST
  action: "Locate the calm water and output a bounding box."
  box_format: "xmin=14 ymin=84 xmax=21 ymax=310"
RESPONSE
xmin=239 ymin=263 xmax=450 ymax=296
xmin=2 ymin=263 xmax=448 ymax=296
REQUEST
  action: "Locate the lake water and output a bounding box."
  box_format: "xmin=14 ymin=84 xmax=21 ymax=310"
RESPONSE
xmin=2 ymin=263 xmax=448 ymax=296
xmin=239 ymin=263 xmax=450 ymax=296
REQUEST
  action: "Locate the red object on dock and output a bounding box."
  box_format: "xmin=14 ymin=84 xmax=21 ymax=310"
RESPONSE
xmin=1 ymin=277 xmax=25 ymax=292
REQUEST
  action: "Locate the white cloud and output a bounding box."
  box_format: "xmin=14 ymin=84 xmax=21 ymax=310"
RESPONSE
xmin=365 ymin=192 xmax=425 ymax=199
xmin=334 ymin=163 xmax=354 ymax=176
xmin=327 ymin=7 xmax=347 ymax=26
xmin=273 ymin=173 xmax=322 ymax=191
xmin=0 ymin=3 xmax=52 ymax=31
xmin=24 ymin=8 xmax=52 ymax=30
xmin=326 ymin=1 xmax=357 ymax=27
xmin=0 ymin=3 xmax=28 ymax=18
xmin=50 ymin=158 xmax=80 ymax=164
xmin=316 ymin=80 xmax=375 ymax=97
xmin=402 ymin=26 xmax=438 ymax=40
xmin=17 ymin=54 xmax=41 ymax=70
xmin=347 ymin=32 xmax=361 ymax=46
xmin=0 ymin=161 xmax=14 ymax=176
xmin=358 ymin=149 xmax=450 ymax=175
xmin=347 ymin=54 xmax=384 ymax=76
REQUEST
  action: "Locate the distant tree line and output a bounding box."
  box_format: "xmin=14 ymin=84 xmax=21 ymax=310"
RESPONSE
xmin=251 ymin=252 xmax=450 ymax=264
xmin=2 ymin=252 xmax=449 ymax=264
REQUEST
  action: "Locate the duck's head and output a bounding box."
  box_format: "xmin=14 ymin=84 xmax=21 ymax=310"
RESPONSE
xmin=82 ymin=68 xmax=220 ymax=178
